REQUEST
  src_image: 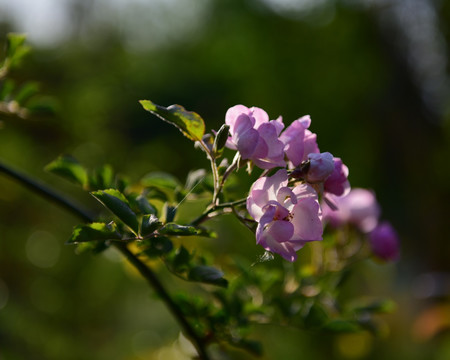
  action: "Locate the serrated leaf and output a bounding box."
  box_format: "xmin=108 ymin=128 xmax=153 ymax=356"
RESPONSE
xmin=188 ymin=266 xmax=228 ymax=287
xmin=141 ymin=214 xmax=161 ymax=236
xmin=159 ymin=223 xmax=200 ymax=236
xmin=141 ymin=171 xmax=180 ymax=190
xmin=68 ymin=222 xmax=121 ymax=244
xmin=91 ymin=189 xmax=139 ymax=234
xmin=45 ymin=155 xmax=88 ymax=187
xmin=139 ymin=100 xmax=205 ymax=141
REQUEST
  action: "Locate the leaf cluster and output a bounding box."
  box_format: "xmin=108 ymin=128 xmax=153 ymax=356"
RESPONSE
xmin=0 ymin=34 xmax=55 ymax=122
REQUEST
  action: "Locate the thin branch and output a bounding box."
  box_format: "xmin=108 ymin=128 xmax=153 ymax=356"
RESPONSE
xmin=189 ymin=198 xmax=247 ymax=226
xmin=197 ymin=140 xmax=220 ymax=206
xmin=0 ymin=160 xmax=211 ymax=360
xmin=0 ymin=160 xmax=94 ymax=222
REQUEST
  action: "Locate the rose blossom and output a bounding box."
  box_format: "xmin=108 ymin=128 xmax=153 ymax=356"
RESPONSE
xmin=247 ymin=169 xmax=323 ymax=262
xmin=322 ymin=188 xmax=380 ymax=233
xmin=369 ymin=222 xmax=400 ymax=261
xmin=279 ymin=115 xmax=319 ymax=167
xmin=225 ymin=105 xmax=285 ymax=169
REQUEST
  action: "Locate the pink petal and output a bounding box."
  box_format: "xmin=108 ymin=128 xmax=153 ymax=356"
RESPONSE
xmin=290 ymin=198 xmax=323 ymax=242
xmin=225 ymin=105 xmax=253 ymax=129
xmin=279 ymin=120 xmax=307 ymax=167
xmin=236 ymin=128 xmax=259 ymax=159
xmin=250 ymin=106 xmax=269 ymax=128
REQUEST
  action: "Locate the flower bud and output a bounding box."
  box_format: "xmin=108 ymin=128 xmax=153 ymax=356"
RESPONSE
xmin=213 ymin=124 xmax=230 ymax=157
xmin=305 ymin=152 xmax=334 ymax=183
xmin=369 ymin=222 xmax=400 ymax=261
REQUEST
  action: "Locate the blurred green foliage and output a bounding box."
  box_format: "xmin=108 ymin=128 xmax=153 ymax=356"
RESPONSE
xmin=1 ymin=0 xmax=450 ymax=359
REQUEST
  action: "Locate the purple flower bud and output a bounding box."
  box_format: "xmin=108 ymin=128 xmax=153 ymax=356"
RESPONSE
xmin=369 ymin=222 xmax=400 ymax=261
xmin=305 ymin=152 xmax=335 ymax=183
xmin=323 ymin=157 xmax=350 ymax=197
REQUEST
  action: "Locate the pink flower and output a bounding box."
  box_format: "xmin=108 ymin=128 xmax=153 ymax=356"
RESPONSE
xmin=323 ymin=188 xmax=380 ymax=233
xmin=323 ymin=157 xmax=350 ymax=197
xmin=247 ymin=169 xmax=323 ymax=262
xmin=225 ymin=105 xmax=285 ymax=169
xmin=305 ymin=152 xmax=335 ymax=183
xmin=279 ymin=115 xmax=319 ymax=167
xmin=369 ymin=222 xmax=400 ymax=261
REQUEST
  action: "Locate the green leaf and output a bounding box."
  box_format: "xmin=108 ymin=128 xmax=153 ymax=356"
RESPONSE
xmin=14 ymin=82 xmax=39 ymax=105
xmin=213 ymin=124 xmax=230 ymax=156
xmin=139 ymin=100 xmax=205 ymax=141
xmin=68 ymin=222 xmax=121 ymax=244
xmin=90 ymin=164 xmax=114 ymax=190
xmin=164 ymin=205 xmax=176 ymax=223
xmin=91 ymin=189 xmax=139 ymax=234
xmin=45 ymin=155 xmax=88 ymax=187
xmin=188 ymin=266 xmax=228 ymax=287
xmin=5 ymin=33 xmax=30 ymax=68
xmin=172 ymin=246 xmax=191 ymax=271
xmin=140 ymin=214 xmax=161 ymax=236
xmin=141 ymin=236 xmax=173 ymax=258
xmin=135 ymin=195 xmax=157 ymax=215
xmin=141 ymin=171 xmax=180 ymax=190
xmin=159 ymin=223 xmax=200 ymax=236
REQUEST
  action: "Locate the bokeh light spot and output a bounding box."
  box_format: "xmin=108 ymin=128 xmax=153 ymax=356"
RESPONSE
xmin=26 ymin=231 xmax=60 ymax=268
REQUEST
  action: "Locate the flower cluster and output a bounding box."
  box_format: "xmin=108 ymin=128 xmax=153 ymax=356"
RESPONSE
xmin=323 ymin=189 xmax=400 ymax=261
xmin=225 ymin=105 xmax=353 ymax=261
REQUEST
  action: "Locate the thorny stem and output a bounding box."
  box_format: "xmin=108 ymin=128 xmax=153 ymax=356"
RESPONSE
xmin=0 ymin=160 xmax=211 ymax=360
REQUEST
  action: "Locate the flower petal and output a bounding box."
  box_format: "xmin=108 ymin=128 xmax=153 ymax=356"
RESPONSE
xmin=290 ymin=198 xmax=323 ymax=242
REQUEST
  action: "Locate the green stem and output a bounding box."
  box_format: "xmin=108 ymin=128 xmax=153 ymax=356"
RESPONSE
xmin=198 ymin=140 xmax=220 ymax=206
xmin=189 ymin=198 xmax=247 ymax=226
xmin=0 ymin=160 xmax=211 ymax=360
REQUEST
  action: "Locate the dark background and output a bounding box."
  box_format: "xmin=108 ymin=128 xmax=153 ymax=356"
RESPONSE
xmin=0 ymin=0 xmax=449 ymax=359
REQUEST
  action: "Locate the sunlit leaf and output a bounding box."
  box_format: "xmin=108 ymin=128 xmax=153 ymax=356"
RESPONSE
xmin=139 ymin=100 xmax=205 ymax=141
xmin=5 ymin=33 xmax=30 ymax=68
xmin=159 ymin=223 xmax=200 ymax=236
xmin=91 ymin=189 xmax=139 ymax=234
xmin=45 ymin=155 xmax=88 ymax=187
xmin=68 ymin=222 xmax=121 ymax=244
xmin=90 ymin=164 xmax=114 ymax=190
